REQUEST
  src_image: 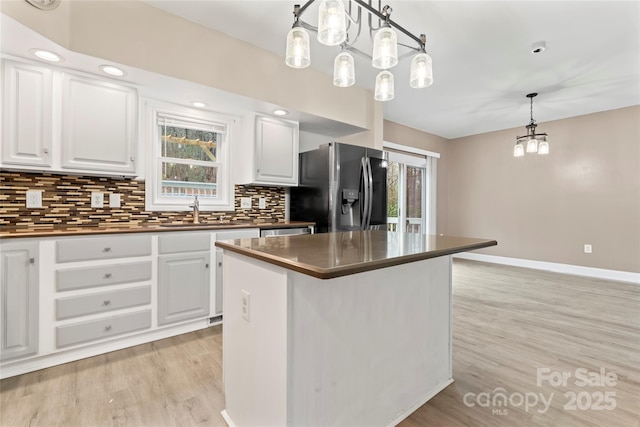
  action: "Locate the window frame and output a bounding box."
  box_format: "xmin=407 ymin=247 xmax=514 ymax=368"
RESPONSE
xmin=384 ymin=142 xmax=439 ymax=235
xmin=144 ymin=99 xmax=237 ymax=212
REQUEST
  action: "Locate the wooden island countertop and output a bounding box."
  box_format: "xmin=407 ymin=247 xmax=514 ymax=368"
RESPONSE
xmin=215 ymin=230 xmax=497 ymax=279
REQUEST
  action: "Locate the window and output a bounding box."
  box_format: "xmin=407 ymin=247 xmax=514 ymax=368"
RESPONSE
xmin=145 ymin=100 xmax=236 ymax=211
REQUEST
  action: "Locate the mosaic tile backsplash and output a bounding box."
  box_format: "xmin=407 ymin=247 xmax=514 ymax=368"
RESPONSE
xmin=0 ymin=172 xmax=285 ymax=229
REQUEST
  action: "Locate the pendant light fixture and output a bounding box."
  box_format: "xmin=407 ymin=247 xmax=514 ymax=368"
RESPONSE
xmin=285 ymin=1 xmax=433 ymax=102
xmin=372 ymin=21 xmax=398 ymax=69
xmin=317 ymin=0 xmax=347 ymax=46
xmin=514 ymin=93 xmax=549 ymax=157
xmin=333 ymin=46 xmax=356 ymax=87
xmin=409 ymin=38 xmax=433 ymax=89
xmin=285 ymin=20 xmax=311 ymax=69
xmin=374 ymin=70 xmax=394 ymax=101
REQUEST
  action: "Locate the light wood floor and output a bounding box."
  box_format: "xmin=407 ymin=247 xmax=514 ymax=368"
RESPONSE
xmin=1 ymin=259 xmax=638 ymax=426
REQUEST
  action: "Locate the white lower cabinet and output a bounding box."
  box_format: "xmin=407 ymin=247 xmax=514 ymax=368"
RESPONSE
xmin=157 ymin=232 xmax=211 ymax=325
xmin=158 ymin=252 xmax=210 ymax=325
xmin=0 ymin=228 xmax=261 ymax=379
xmin=0 ymin=241 xmax=39 ymax=361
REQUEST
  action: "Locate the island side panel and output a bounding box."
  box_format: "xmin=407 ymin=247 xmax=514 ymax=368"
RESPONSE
xmin=287 ymin=255 xmax=453 ymax=426
xmin=222 ymin=251 xmax=289 ymax=426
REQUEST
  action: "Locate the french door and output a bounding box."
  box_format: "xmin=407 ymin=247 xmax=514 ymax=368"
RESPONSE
xmin=386 ymin=149 xmax=433 ymax=234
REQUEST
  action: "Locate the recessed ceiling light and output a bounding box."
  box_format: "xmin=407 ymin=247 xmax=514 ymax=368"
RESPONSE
xmin=273 ymin=109 xmax=288 ymax=116
xmin=99 ymin=65 xmax=126 ymax=77
xmin=192 ymin=101 xmax=207 ymax=108
xmin=30 ymin=49 xmax=63 ymax=62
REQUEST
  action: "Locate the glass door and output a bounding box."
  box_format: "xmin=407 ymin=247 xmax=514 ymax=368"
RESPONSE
xmin=386 ymin=151 xmax=428 ymax=234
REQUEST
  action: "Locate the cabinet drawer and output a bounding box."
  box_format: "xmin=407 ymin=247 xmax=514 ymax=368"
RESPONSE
xmin=56 ymin=286 xmax=151 ymax=320
xmin=158 ymin=233 xmax=210 ymax=254
xmin=56 ymin=235 xmax=151 ymax=263
xmin=56 ymin=310 xmax=151 ymax=348
xmin=56 ymin=261 xmax=151 ymax=291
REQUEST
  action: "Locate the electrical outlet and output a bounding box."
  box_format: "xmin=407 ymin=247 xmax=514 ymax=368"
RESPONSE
xmin=259 ymin=198 xmax=266 ymax=209
xmin=109 ymin=193 xmax=121 ymax=208
xmin=91 ymin=192 xmax=104 ymax=208
xmin=241 ymin=290 xmax=250 ymax=322
xmin=26 ymin=190 xmax=42 ymax=208
xmin=240 ymin=197 xmax=252 ymax=209
xmin=584 ymin=244 xmax=592 ymax=254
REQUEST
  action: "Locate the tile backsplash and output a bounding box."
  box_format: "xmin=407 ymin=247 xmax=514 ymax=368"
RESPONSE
xmin=0 ymin=171 xmax=285 ymax=229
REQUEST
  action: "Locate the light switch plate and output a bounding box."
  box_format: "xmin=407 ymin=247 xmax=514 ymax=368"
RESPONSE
xmin=259 ymin=198 xmax=266 ymax=209
xmin=26 ymin=190 xmax=43 ymax=208
xmin=109 ymin=193 xmax=121 ymax=208
xmin=240 ymin=197 xmax=252 ymax=209
xmin=91 ymin=192 xmax=104 ymax=208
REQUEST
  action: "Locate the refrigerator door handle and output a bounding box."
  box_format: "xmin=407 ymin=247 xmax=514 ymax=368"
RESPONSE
xmin=365 ymin=157 xmax=374 ymax=229
xmin=361 ymin=157 xmax=370 ymax=230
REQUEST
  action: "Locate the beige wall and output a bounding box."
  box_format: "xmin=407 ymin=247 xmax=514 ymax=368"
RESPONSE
xmin=447 ymin=106 xmax=640 ymax=273
xmin=383 ymin=120 xmax=450 ymax=235
xmin=1 ymin=0 xmax=380 ymax=146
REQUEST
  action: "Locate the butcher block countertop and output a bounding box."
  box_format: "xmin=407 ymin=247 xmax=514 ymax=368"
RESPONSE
xmin=0 ymin=221 xmax=315 ymax=239
xmin=215 ymin=230 xmax=497 ymax=279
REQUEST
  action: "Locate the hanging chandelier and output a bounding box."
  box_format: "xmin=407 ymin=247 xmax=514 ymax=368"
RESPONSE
xmin=514 ymin=93 xmax=549 ymax=157
xmin=285 ymin=0 xmax=433 ymax=102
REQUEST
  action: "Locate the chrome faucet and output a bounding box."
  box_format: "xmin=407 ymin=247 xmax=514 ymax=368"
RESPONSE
xmin=189 ymin=195 xmax=200 ymax=224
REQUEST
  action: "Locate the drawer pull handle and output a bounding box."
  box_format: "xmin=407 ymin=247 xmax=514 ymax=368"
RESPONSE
xmin=104 ymin=325 xmax=112 ymax=332
xmin=29 ymin=258 xmax=35 ymax=264
xmin=103 ymin=247 xmax=112 ymax=252
xmin=205 ymin=263 xmax=209 ymax=269
xmin=103 ymin=300 xmax=111 ymax=306
xmin=104 ymin=273 xmax=112 ymax=279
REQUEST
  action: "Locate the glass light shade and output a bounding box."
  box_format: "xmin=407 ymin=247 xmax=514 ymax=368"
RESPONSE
xmin=285 ymin=26 xmax=310 ymax=69
xmin=374 ymin=70 xmax=394 ymax=101
xmin=526 ymin=137 xmax=539 ymax=153
xmin=409 ymin=52 xmax=433 ymax=88
xmin=333 ymin=51 xmax=355 ymax=87
xmin=538 ymin=139 xmax=549 ymax=155
xmin=317 ymin=0 xmax=347 ymax=46
xmin=514 ymin=142 xmax=525 ymax=157
xmin=372 ymin=26 xmax=398 ymax=69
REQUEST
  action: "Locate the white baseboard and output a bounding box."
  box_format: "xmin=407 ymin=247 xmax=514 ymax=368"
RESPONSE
xmin=221 ymin=410 xmax=236 ymax=427
xmin=453 ymin=253 xmax=640 ymax=284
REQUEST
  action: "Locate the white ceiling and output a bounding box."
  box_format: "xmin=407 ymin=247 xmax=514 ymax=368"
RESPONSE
xmin=143 ymin=0 xmax=640 ymax=139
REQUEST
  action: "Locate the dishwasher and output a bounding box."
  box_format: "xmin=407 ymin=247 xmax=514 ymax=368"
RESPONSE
xmin=260 ymin=226 xmax=313 ymax=237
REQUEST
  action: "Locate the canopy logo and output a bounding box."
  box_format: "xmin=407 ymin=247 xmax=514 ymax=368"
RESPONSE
xmin=463 ymin=367 xmax=618 ymax=416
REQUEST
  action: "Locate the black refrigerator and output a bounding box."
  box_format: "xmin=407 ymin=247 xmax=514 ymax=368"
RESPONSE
xmin=290 ymin=142 xmax=388 ymax=233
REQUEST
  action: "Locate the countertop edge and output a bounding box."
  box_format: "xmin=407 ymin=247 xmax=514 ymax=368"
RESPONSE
xmin=215 ymin=238 xmax=498 ymax=279
xmin=0 ymin=221 xmax=315 ymax=239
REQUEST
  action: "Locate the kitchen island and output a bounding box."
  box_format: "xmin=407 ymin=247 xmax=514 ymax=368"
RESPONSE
xmin=215 ymin=231 xmax=496 ymax=427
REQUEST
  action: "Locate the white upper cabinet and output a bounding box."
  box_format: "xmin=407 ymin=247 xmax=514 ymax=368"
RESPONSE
xmin=235 ymin=114 xmax=299 ymax=186
xmin=61 ymin=73 xmax=137 ymax=174
xmin=1 ymin=60 xmax=53 ymax=167
xmin=0 ymin=58 xmax=138 ymax=177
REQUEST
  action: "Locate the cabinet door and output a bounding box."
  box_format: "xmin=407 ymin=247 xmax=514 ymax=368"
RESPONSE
xmin=254 ymin=116 xmax=299 ymax=185
xmin=61 ymin=73 xmax=137 ymax=174
xmin=158 ymin=251 xmax=210 ymax=325
xmin=1 ymin=60 xmax=52 ymax=167
xmin=0 ymin=242 xmax=38 ymax=361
